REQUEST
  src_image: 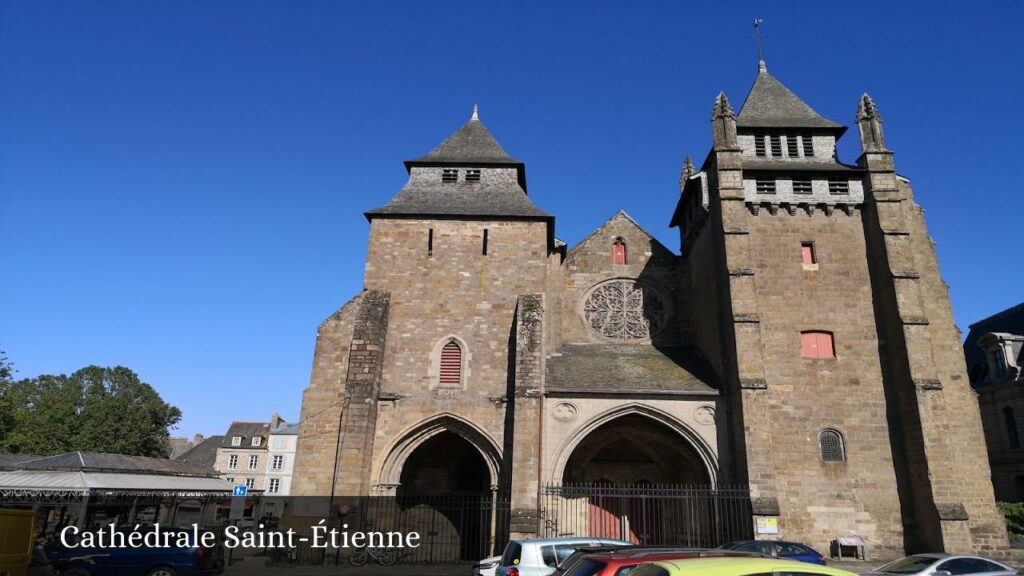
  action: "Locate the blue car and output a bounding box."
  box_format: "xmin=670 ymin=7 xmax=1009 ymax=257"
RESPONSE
xmin=719 ymin=540 xmax=827 ymax=565
xmin=42 ymin=526 xmax=219 ymax=576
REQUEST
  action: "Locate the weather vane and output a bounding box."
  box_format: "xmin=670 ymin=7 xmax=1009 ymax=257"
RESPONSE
xmin=752 ymin=18 xmax=765 ymax=63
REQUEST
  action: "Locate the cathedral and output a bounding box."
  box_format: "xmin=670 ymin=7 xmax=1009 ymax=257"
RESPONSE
xmin=290 ymin=60 xmax=1008 ymax=559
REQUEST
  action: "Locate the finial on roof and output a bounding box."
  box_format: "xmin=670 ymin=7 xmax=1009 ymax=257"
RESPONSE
xmin=711 ymin=92 xmax=734 ymax=120
xmin=856 ymin=93 xmax=880 ymax=122
xmin=856 ymin=93 xmax=887 ymax=152
xmin=471 ymin=104 xmax=479 ymax=121
xmin=752 ymin=18 xmax=766 ymax=70
xmin=679 ymin=155 xmax=695 ymax=194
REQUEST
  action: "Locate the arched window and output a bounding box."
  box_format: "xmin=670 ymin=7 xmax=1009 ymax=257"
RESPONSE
xmin=819 ymin=429 xmax=846 ymax=462
xmin=801 ymin=331 xmax=835 ymax=358
xmin=612 ymin=239 xmax=627 ymax=265
xmin=438 ymin=341 xmax=462 ymax=388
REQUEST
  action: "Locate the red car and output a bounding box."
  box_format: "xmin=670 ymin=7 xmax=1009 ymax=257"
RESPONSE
xmin=563 ymin=550 xmax=764 ymax=576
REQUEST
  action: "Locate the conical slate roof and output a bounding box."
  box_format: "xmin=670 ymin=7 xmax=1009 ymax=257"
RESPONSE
xmin=736 ymin=62 xmax=844 ymax=131
xmin=406 ymin=107 xmax=521 ymax=166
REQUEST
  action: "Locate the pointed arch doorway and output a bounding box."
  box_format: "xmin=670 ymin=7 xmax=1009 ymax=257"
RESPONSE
xmin=552 ymin=409 xmax=729 ymax=546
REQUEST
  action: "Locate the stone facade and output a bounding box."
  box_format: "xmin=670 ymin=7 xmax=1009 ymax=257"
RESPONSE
xmin=290 ymin=62 xmax=1009 ymax=557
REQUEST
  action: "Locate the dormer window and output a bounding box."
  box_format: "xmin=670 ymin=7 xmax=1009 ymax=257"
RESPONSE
xmin=465 ymin=169 xmax=481 ymax=182
xmin=828 ymin=179 xmax=849 ymax=195
xmin=612 ymin=239 xmax=627 ymax=265
xmin=995 ymin=347 xmax=1009 ymax=379
xmin=755 ymin=179 xmax=776 ymax=194
xmin=442 ymin=169 xmax=458 ymax=183
xmin=231 ymin=436 xmax=242 ymax=446
xmin=251 ymin=437 xmax=262 ymax=447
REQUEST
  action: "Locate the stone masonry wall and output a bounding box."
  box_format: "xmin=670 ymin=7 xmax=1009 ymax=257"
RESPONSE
xmin=739 ymin=206 xmax=905 ymax=557
xmin=361 ymin=218 xmax=550 ymax=494
xmin=292 ymin=293 xmax=364 ymax=500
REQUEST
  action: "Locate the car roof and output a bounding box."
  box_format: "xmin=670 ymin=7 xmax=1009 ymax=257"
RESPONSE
xmin=587 ymin=550 xmax=764 ymax=561
xmin=512 ymin=537 xmax=630 ymax=546
xmin=649 ymin=557 xmax=857 ymax=575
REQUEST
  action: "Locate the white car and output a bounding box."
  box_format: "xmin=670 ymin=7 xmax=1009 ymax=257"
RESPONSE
xmin=864 ymin=554 xmax=1017 ymax=576
xmin=493 ymin=537 xmax=632 ymax=576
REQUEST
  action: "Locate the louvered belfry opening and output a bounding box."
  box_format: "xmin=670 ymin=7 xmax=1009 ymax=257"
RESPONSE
xmin=439 ymin=341 xmax=462 ymax=387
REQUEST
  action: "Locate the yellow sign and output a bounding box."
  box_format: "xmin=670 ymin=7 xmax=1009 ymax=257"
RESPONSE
xmin=755 ymin=516 xmax=778 ymax=535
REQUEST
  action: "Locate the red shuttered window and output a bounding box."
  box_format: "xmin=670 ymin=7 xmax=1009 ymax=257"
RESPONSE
xmin=801 ymin=242 xmax=816 ymax=265
xmin=612 ymin=240 xmax=627 ymax=265
xmin=801 ymin=331 xmax=835 ymax=358
xmin=439 ymin=342 xmax=462 ymax=387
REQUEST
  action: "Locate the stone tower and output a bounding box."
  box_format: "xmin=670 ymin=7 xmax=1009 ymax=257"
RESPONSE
xmin=291 ymin=107 xmax=554 ymax=514
xmin=673 ymin=60 xmax=1008 ymax=554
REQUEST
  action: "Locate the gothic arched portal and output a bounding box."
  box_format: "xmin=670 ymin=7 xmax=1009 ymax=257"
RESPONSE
xmin=562 ymin=413 xmax=711 ymax=485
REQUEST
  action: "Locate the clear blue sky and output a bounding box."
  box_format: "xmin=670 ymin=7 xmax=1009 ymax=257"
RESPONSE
xmin=2 ymin=1 xmax=1022 ymax=438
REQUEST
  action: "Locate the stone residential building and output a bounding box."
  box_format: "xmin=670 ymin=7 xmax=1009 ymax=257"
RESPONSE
xmin=214 ymin=414 xmax=288 ymax=492
xmin=965 ymin=303 xmax=1024 ymax=503
xmin=266 ymin=421 xmax=299 ymax=496
xmin=291 ymin=59 xmax=1009 ymax=558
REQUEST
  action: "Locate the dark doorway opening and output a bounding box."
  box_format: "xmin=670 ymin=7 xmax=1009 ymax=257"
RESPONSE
xmin=563 ymin=414 xmax=710 ymax=485
xmin=396 ymin=431 xmax=491 ymax=560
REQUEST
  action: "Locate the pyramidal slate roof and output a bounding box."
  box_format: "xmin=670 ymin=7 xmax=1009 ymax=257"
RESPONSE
xmin=737 ymin=62 xmax=845 ymax=131
xmin=368 ymin=107 xmax=551 ymax=220
xmin=406 ymin=107 xmax=521 ymax=166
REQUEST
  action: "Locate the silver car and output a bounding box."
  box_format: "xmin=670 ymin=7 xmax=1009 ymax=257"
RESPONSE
xmin=864 ymin=554 xmax=1017 ymax=576
xmin=494 ymin=537 xmax=632 ymax=576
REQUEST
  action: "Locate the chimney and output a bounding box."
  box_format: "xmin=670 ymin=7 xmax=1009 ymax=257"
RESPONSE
xmin=192 ymin=433 xmax=204 ymax=446
xmin=270 ymin=413 xmax=284 ymax=432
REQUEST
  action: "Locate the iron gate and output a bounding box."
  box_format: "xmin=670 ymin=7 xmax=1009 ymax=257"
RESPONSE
xmin=541 ymin=483 xmax=752 ymax=547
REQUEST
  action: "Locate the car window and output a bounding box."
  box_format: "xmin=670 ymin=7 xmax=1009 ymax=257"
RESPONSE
xmin=777 ymin=543 xmax=812 ymax=555
xmin=882 ymin=556 xmax=940 ymax=574
xmin=501 ymin=542 xmax=522 ymax=567
xmin=939 ymin=558 xmax=1000 ymax=575
xmin=626 ymin=566 xmax=669 ymax=576
xmin=565 ymin=559 xmax=608 ymax=576
xmin=979 ymin=560 xmax=1008 ymax=572
xmin=744 ymin=542 xmax=775 ymax=555
xmin=616 ymin=566 xmax=642 ymax=576
xmin=542 ymin=546 xmax=559 ymax=567
xmin=556 ymin=545 xmax=580 ymax=565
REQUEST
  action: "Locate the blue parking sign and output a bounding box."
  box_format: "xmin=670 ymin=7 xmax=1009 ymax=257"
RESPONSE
xmin=232 ymin=484 xmax=248 ymax=497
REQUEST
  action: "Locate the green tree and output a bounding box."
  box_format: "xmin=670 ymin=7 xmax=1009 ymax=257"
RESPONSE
xmin=0 ymin=364 xmax=182 ymax=457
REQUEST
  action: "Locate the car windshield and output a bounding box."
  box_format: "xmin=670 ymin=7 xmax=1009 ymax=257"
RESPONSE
xmin=880 ymin=556 xmax=939 ymax=574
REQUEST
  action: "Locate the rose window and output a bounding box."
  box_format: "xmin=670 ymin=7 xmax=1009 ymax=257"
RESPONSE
xmin=582 ymin=280 xmax=667 ymax=340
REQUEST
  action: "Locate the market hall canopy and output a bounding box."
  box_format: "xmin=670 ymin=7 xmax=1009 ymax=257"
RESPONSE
xmin=0 ymin=452 xmax=233 ymax=502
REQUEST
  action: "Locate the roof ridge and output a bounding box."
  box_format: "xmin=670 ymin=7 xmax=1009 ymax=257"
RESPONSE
xmin=969 ymin=301 xmax=1024 ymax=329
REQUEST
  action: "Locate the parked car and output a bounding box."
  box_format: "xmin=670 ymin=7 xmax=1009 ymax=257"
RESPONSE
xmin=719 ymin=540 xmax=826 ymax=565
xmin=863 ymin=554 xmax=1017 ymax=576
xmin=562 ymin=549 xmax=774 ymax=576
xmin=495 ymin=538 xmax=632 ymax=576
xmin=629 ymin=557 xmax=858 ymax=576
xmin=42 ymin=525 xmax=220 ymax=576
